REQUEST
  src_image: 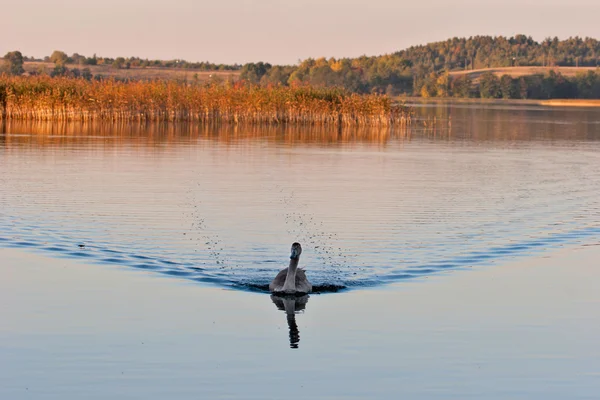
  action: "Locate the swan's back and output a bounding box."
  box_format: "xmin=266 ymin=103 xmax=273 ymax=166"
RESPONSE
xmin=269 ymin=267 xmax=312 ymax=293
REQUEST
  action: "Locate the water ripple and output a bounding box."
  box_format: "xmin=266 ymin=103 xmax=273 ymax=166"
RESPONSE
xmin=2 ymin=120 xmax=600 ymax=292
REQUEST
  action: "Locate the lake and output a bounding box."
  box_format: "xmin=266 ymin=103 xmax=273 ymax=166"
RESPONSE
xmin=1 ymin=104 xmax=600 ymax=399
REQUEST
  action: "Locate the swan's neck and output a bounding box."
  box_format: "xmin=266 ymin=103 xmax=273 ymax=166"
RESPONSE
xmin=282 ymin=257 xmax=299 ymax=292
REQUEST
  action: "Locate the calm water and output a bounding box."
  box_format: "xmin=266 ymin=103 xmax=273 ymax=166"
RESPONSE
xmin=1 ymin=104 xmax=600 ymax=398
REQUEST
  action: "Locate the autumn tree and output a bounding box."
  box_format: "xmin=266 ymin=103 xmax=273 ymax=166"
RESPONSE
xmin=82 ymin=68 xmax=93 ymax=80
xmin=260 ymin=66 xmax=294 ymax=86
xmin=518 ymin=77 xmax=528 ymax=99
xmin=71 ymin=53 xmax=86 ymax=65
xmin=112 ymin=57 xmax=126 ymax=69
xmin=500 ymin=74 xmax=514 ymax=99
xmin=479 ymin=72 xmax=501 ymax=98
xmin=451 ymin=75 xmax=473 ymax=97
xmin=50 ymin=50 xmax=69 ymax=66
xmin=85 ymin=54 xmax=98 ymax=66
xmin=575 ymin=71 xmax=600 ymax=98
xmin=419 ymin=72 xmax=438 ymax=98
xmin=3 ymin=51 xmax=25 ymax=75
xmin=436 ymin=72 xmax=450 ymax=97
xmin=240 ymin=62 xmax=272 ymax=84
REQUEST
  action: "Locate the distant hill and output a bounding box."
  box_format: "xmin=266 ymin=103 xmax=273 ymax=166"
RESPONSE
xmin=244 ymin=35 xmax=600 ymax=96
xmin=396 ymin=35 xmax=600 ymax=72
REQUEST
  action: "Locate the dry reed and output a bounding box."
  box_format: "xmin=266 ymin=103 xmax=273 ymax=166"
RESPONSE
xmin=0 ymin=76 xmax=412 ymax=126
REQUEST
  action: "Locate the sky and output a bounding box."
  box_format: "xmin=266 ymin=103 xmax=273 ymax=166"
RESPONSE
xmin=3 ymin=0 xmax=600 ymax=65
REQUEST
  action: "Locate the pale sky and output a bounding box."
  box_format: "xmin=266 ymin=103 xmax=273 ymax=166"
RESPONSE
xmin=3 ymin=0 xmax=599 ymax=65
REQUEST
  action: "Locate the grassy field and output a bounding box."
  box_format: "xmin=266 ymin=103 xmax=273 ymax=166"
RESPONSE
xmin=449 ymin=66 xmax=598 ymax=80
xmin=0 ymin=61 xmax=241 ymax=82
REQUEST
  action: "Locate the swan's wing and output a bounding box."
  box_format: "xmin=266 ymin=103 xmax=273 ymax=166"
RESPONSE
xmin=295 ymin=268 xmax=307 ymax=284
xmin=295 ymin=268 xmax=312 ymax=292
xmin=269 ymin=268 xmax=288 ymax=291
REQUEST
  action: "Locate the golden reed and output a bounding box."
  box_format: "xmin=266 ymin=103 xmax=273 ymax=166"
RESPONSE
xmin=0 ymin=76 xmax=412 ymax=126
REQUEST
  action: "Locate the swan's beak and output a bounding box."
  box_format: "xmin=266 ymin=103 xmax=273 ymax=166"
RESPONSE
xmin=290 ymin=248 xmax=298 ymax=259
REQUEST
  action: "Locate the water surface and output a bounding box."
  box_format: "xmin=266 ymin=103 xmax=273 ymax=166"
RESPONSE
xmin=1 ymin=105 xmax=600 ymax=291
xmin=2 ymin=104 xmax=600 ymax=398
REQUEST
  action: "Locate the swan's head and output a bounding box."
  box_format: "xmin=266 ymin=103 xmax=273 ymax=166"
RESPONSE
xmin=290 ymin=242 xmax=302 ymax=259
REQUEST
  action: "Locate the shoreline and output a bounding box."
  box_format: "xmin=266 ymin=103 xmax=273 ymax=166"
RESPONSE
xmin=397 ymin=96 xmax=600 ymax=108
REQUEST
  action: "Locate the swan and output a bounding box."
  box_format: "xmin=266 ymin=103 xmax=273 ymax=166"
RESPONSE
xmin=269 ymin=242 xmax=312 ymax=294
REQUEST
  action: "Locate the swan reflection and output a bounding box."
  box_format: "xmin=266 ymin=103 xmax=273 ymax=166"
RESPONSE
xmin=270 ymin=294 xmax=309 ymax=349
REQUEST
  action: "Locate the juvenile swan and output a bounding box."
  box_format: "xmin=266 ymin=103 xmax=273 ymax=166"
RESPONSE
xmin=269 ymin=242 xmax=312 ymax=294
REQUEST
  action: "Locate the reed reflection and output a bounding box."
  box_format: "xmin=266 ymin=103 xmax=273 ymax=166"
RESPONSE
xmin=3 ymin=105 xmax=600 ymax=150
xmin=0 ymin=120 xmax=408 ymax=148
xmin=270 ymin=294 xmax=309 ymax=349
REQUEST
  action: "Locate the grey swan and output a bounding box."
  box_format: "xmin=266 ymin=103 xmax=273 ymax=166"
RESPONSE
xmin=269 ymin=242 xmax=312 ymax=294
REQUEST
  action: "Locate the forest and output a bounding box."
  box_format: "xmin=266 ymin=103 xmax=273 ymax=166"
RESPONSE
xmin=2 ymin=35 xmax=600 ymax=99
xmin=238 ymin=35 xmax=600 ymax=98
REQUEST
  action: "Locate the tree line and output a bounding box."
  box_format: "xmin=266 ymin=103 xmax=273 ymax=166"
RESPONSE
xmin=3 ymin=35 xmax=600 ymax=98
xmin=1 ymin=50 xmax=240 ymax=72
xmin=418 ymin=71 xmax=600 ymax=99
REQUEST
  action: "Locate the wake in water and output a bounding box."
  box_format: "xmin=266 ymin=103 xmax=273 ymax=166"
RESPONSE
xmin=1 ymin=215 xmax=599 ymax=293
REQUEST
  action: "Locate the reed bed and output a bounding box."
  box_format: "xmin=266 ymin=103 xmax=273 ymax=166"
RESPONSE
xmin=0 ymin=76 xmax=412 ymax=126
